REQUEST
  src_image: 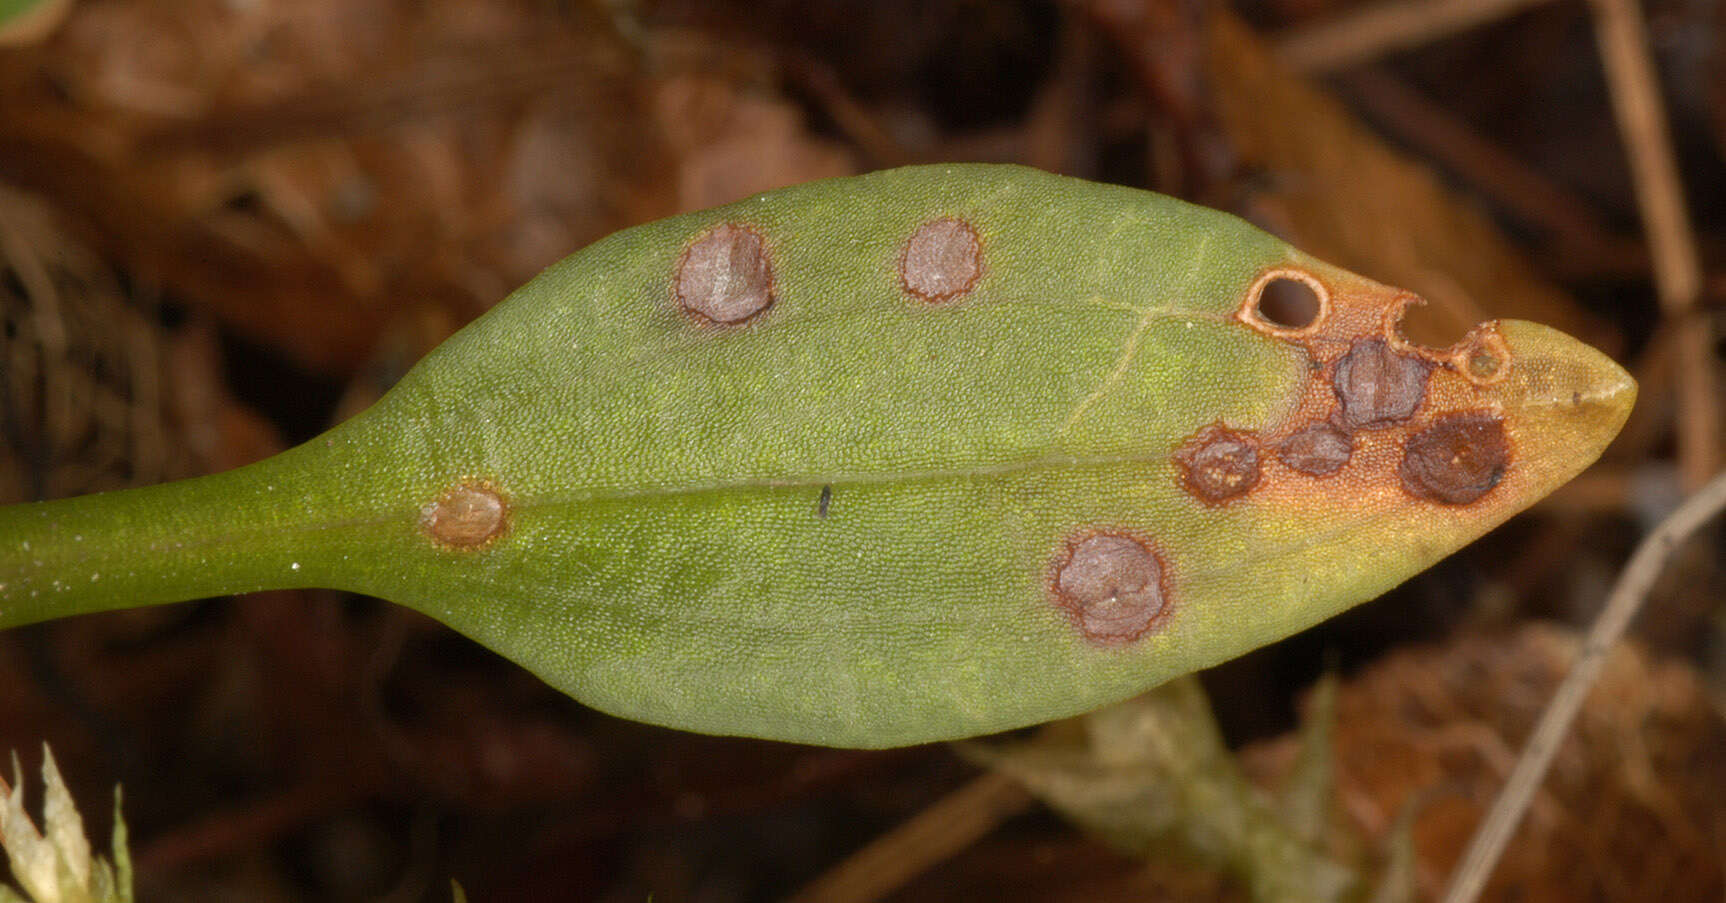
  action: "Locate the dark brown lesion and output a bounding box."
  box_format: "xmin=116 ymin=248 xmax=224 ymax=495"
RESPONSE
xmin=421 ymin=481 xmax=511 ymax=550
xmin=675 ymin=223 xmax=776 ymax=325
xmin=1227 ymin=265 xmax=1518 ymax=506
xmin=1051 ymin=532 xmax=1170 ymax=645
xmin=1276 ymin=422 xmax=1353 ymax=476
xmin=899 ymin=217 xmax=983 ymax=302
xmin=1332 ymin=337 xmax=1431 ymax=430
xmin=1175 ymin=423 xmax=1263 ymax=503
xmin=1398 ymin=411 xmax=1510 ymax=505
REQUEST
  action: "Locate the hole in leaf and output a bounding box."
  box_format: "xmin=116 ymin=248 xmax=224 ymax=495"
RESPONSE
xmin=1255 ymin=276 xmax=1321 ymax=329
xmin=1395 ymin=300 xmax=1473 ymax=350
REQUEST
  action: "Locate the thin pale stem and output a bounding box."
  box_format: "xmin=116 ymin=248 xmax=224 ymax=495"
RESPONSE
xmin=1274 ymin=0 xmax=1560 ymax=73
xmin=1441 ymin=469 xmax=1726 ymax=903
xmin=1588 ymin=0 xmax=1719 ymax=489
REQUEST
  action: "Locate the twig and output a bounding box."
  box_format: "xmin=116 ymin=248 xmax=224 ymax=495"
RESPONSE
xmin=1440 ymin=469 xmax=1726 ymax=903
xmin=1337 ymin=68 xmax=1615 ymax=258
xmin=1588 ymin=0 xmax=1719 ymax=489
xmin=1273 ymin=0 xmax=1560 ymax=73
xmin=788 ymin=771 xmax=1034 ymax=903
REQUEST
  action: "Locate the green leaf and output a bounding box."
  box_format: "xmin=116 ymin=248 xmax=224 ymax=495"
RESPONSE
xmin=963 ymin=678 xmax=1357 ymax=902
xmin=0 ymin=165 xmax=1635 ymax=748
xmin=1280 ymin=669 xmax=1339 ymax=846
xmin=108 ymin=789 xmax=130 ymax=903
xmin=1369 ymin=796 xmax=1421 ymax=903
xmin=0 ymin=0 xmax=71 ymax=46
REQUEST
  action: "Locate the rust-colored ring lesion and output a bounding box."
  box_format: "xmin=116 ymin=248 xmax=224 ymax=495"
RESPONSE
xmin=1448 ymin=323 xmax=1514 ymax=387
xmin=899 ymin=216 xmax=985 ymax=303
xmin=420 ymin=479 xmax=512 ymax=550
xmin=1048 ymin=529 xmax=1174 ymax=646
xmin=674 ymin=222 xmax=777 ymax=326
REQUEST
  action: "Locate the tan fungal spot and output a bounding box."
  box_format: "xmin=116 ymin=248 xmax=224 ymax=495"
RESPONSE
xmin=899 ymin=217 xmax=982 ymax=302
xmin=1399 ymin=412 xmax=1510 ymax=505
xmin=1177 ymin=424 xmax=1262 ymax=503
xmin=676 ymin=223 xmax=774 ymax=324
xmin=1238 ymin=268 xmax=1330 ymax=337
xmin=1053 ymin=533 xmax=1168 ymax=644
xmin=1277 ymin=422 xmax=1353 ymax=476
xmin=1333 ymin=337 xmax=1431 ymax=429
xmin=1452 ymin=324 xmax=1513 ymax=386
xmin=421 ymin=482 xmax=510 ymax=549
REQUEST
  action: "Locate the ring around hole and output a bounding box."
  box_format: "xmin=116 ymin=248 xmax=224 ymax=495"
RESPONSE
xmin=1255 ymin=275 xmax=1322 ymax=329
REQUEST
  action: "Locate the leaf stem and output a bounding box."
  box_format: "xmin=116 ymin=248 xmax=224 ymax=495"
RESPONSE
xmin=0 ymin=445 xmax=352 ymax=629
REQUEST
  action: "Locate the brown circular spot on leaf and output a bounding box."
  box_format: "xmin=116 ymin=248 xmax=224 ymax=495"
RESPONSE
xmin=1334 ymin=338 xmax=1430 ymax=429
xmin=422 ymin=482 xmax=510 ymax=549
xmin=900 ymin=217 xmax=982 ymax=302
xmin=676 ymin=223 xmax=774 ymax=324
xmin=1177 ymin=424 xmax=1262 ymax=503
xmin=1467 ymin=349 xmax=1502 ymax=380
xmin=1054 ymin=534 xmax=1167 ymax=644
xmin=1277 ymin=422 xmax=1353 ymax=476
xmin=1399 ymin=412 xmax=1509 ymax=505
xmin=1452 ymin=325 xmax=1513 ymax=386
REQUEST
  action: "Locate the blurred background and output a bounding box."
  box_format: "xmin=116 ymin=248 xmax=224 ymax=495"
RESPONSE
xmin=0 ymin=0 xmax=1723 ymax=899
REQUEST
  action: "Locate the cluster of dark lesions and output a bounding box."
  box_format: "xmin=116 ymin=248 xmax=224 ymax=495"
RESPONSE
xmin=1232 ymin=267 xmax=1515 ymax=506
xmin=1251 ymin=337 xmax=1429 ymax=484
xmin=1055 ymin=268 xmax=1519 ymax=642
xmin=1328 ymin=323 xmax=1512 ymax=505
xmin=1052 ymin=533 xmax=1169 ymax=645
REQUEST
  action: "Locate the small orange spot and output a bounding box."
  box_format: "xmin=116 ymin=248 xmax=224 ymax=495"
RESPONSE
xmin=676 ymin=223 xmax=775 ymax=324
xmin=899 ymin=217 xmax=983 ymax=302
xmin=421 ymin=482 xmax=510 ymax=549
xmin=1051 ymin=532 xmax=1169 ymax=645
